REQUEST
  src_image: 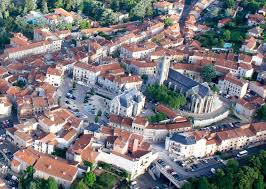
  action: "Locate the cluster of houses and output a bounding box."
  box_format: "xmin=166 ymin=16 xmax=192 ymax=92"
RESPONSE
xmin=0 ymin=0 xmax=265 ymax=187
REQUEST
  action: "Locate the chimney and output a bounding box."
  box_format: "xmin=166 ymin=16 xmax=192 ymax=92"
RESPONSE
xmin=48 ymin=164 xmax=52 ymax=169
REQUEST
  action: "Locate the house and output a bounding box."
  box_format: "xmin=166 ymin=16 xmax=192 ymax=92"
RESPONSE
xmin=122 ymin=59 xmax=157 ymax=76
xmin=73 ymin=63 xmax=100 ymax=85
xmin=95 ymin=128 xmax=158 ymax=180
xmin=249 ymin=81 xmax=266 ymax=98
xmin=98 ymin=74 xmax=143 ymax=93
xmin=165 ymin=122 xmax=266 ymax=158
xmin=6 ymin=119 xmax=38 ymax=148
xmin=248 ymin=27 xmax=263 ymax=38
xmin=54 ymin=8 xmax=74 ymax=24
xmin=38 ymin=108 xmax=83 ymax=134
xmin=218 ymin=73 xmax=249 ymax=98
xmin=258 ymin=8 xmax=266 ymax=16
xmin=73 ymin=62 xmax=122 ymax=85
xmin=120 ymin=43 xmax=156 ymax=59
xmin=33 ymin=133 xmax=57 ymax=154
xmin=109 ymin=114 xmax=191 ymax=143
xmin=4 ymin=33 xmax=62 ymax=59
xmin=252 ymin=53 xmax=264 ymax=66
xmin=237 ymin=63 xmax=254 ymax=78
xmin=45 ymin=67 xmax=64 ymax=87
xmin=241 ymin=37 xmax=257 ymax=53
xmin=257 ymin=71 xmax=266 ymax=82
xmin=247 ymin=14 xmax=265 ymax=26
xmin=109 ymin=88 xmax=145 ymax=117
xmin=238 ymin=54 xmax=253 ymax=64
xmin=235 ymin=97 xmax=264 ymax=119
xmin=34 ymin=155 xmax=78 ymax=188
xmin=0 ymin=96 xmax=12 ymax=118
xmin=66 ymin=134 xmax=94 ymax=162
xmin=153 ymin=1 xmax=173 ymax=13
xmin=11 ymin=148 xmax=41 ymax=174
xmin=218 ymin=18 xmax=232 ymax=28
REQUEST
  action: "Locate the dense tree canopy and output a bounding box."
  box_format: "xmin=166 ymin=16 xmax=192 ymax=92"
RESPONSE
xmin=149 ymin=112 xmax=167 ymax=123
xmin=201 ymin=64 xmax=216 ymax=82
xmin=146 ymin=84 xmax=187 ymax=109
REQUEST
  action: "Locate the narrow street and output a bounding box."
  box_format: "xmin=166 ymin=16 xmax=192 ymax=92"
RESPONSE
xmin=179 ymin=0 xmax=199 ymax=38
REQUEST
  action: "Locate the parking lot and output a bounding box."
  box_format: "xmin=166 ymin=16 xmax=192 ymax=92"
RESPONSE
xmin=152 ymin=143 xmax=224 ymax=182
xmin=58 ymin=77 xmax=112 ymax=124
xmin=200 ymin=121 xmax=241 ymax=133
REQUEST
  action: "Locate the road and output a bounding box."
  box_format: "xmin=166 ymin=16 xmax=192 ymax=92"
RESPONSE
xmin=179 ymin=0 xmax=199 ymax=37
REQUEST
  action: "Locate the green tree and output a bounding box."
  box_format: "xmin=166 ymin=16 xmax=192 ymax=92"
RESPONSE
xmin=164 ymin=18 xmax=174 ymax=27
xmin=41 ymin=0 xmax=48 ymax=13
xmin=224 ymin=0 xmax=236 ymax=8
xmin=201 ymin=64 xmax=216 ymax=82
xmin=198 ymin=177 xmax=210 ymax=189
xmin=130 ymin=0 xmax=153 ymax=20
xmin=146 ymin=84 xmax=186 ymax=109
xmin=72 ymin=180 xmax=88 ymax=189
xmin=141 ymin=74 xmax=148 ymax=84
xmin=254 ymin=174 xmax=264 ymax=189
xmin=258 ymin=104 xmax=266 ymax=121
xmin=47 ymin=177 xmax=58 ymax=189
xmin=95 ymin=116 xmax=99 ymax=123
xmin=84 ymin=172 xmax=96 ymax=187
xmin=101 ymin=9 xmax=118 ymax=26
xmin=55 ymin=0 xmax=64 ymax=8
xmin=223 ymin=30 xmax=231 ymax=41
xmin=24 ymin=0 xmax=37 ymax=13
xmin=79 ymin=20 xmax=91 ymax=29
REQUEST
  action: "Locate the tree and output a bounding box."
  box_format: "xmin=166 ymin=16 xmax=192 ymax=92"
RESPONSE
xmin=198 ymin=177 xmax=210 ymax=189
xmin=24 ymin=0 xmax=37 ymax=13
xmin=146 ymin=84 xmax=186 ymax=109
xmin=225 ymin=8 xmax=234 ymax=17
xmin=141 ymin=74 xmax=148 ymax=84
xmin=224 ymin=0 xmax=236 ymax=8
xmin=149 ymin=112 xmax=167 ymax=123
xmin=72 ymin=180 xmax=88 ymax=189
xmin=201 ymin=64 xmax=216 ymax=82
xmin=47 ymin=177 xmax=58 ymax=189
xmin=41 ymin=0 xmax=48 ymax=14
xmin=79 ymin=20 xmax=91 ymax=29
xmin=100 ymin=9 xmax=118 ymax=26
xmin=223 ymin=30 xmax=231 ymax=41
xmin=130 ymin=0 xmax=153 ymax=20
xmin=258 ymin=105 xmax=266 ymax=121
xmin=164 ymin=18 xmax=174 ymax=27
xmin=55 ymin=0 xmax=64 ymax=8
xmin=254 ymin=175 xmax=264 ymax=189
xmin=84 ymin=172 xmax=96 ymax=187
xmin=97 ymin=110 xmax=102 ymax=117
xmin=95 ymin=116 xmax=99 ymax=123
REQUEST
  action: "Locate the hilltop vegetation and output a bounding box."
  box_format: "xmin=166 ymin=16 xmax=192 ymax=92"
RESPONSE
xmin=0 ymin=0 xmax=156 ymax=50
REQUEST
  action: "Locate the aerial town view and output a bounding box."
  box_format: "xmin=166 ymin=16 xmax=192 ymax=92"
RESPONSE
xmin=0 ymin=0 xmax=265 ymax=188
